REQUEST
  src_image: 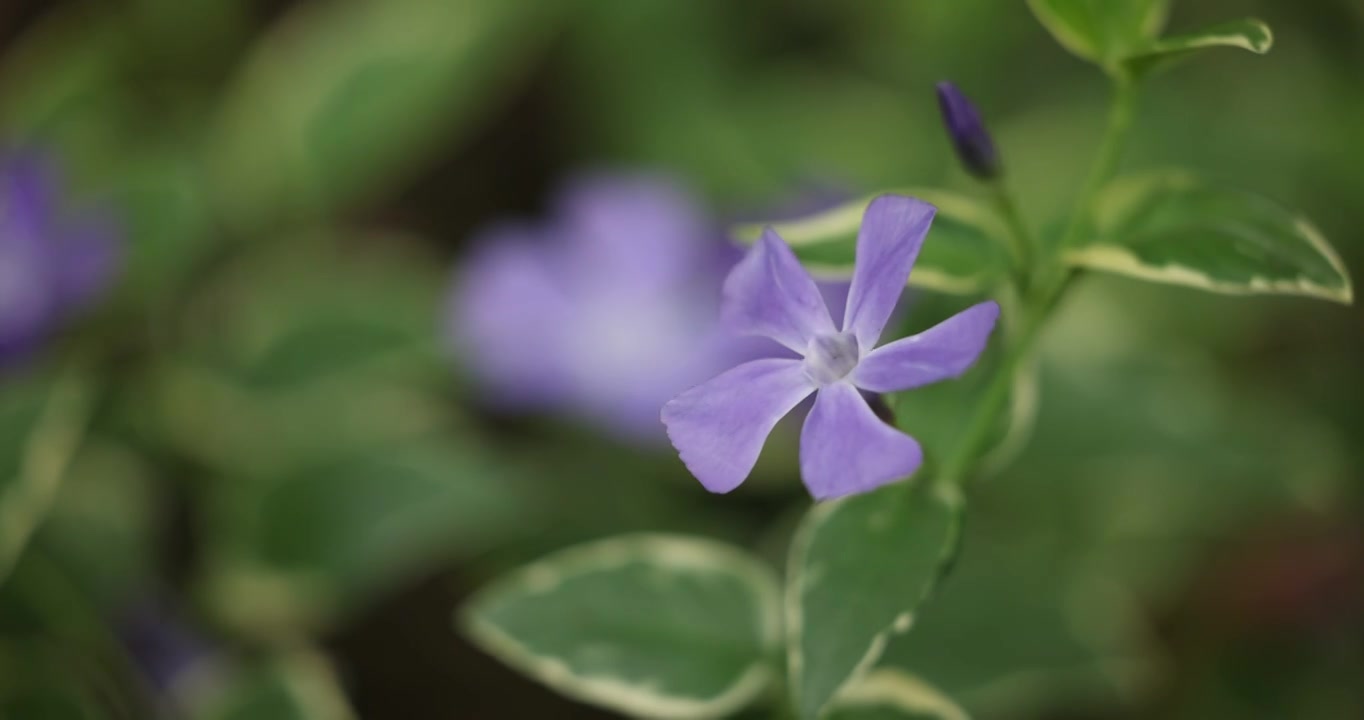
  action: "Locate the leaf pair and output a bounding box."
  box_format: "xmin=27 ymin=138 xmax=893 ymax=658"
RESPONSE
xmin=461 ymin=481 xmax=965 ymax=719
xmin=1027 ymin=0 xmax=1272 ymax=78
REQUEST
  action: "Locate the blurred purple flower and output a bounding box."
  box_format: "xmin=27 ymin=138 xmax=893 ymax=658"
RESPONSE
xmin=936 ymin=81 xmax=1000 ymax=180
xmin=448 ymin=173 xmax=752 ymax=441
xmin=115 ymin=599 xmax=214 ymax=697
xmin=663 ymin=195 xmax=999 ymax=500
xmin=0 ymin=148 xmax=120 ymax=366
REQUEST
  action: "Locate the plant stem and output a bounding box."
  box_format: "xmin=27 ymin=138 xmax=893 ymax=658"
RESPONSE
xmin=987 ymin=179 xmax=1035 ymax=284
xmin=936 ymin=278 xmax=1064 ymax=486
xmin=941 ymin=79 xmax=1140 ymax=488
xmin=1058 ymin=76 xmax=1138 ymax=252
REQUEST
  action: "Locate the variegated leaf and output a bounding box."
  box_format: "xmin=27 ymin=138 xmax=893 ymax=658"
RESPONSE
xmin=1067 ymin=172 xmax=1352 ymax=304
xmin=461 ymin=534 xmax=781 ymax=720
xmin=787 ymin=481 xmax=963 ymax=720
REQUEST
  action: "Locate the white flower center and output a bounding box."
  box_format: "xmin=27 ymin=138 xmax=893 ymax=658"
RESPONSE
xmin=804 ymin=332 xmax=860 ymax=385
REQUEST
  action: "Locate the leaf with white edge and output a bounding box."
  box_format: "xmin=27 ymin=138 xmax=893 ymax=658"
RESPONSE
xmin=1026 ymin=0 xmax=1168 ymax=66
xmin=788 ymin=480 xmax=964 ymax=720
xmin=826 ymin=669 xmax=970 ymax=720
xmin=1123 ymin=18 xmax=1273 ymax=78
xmin=730 ymin=190 xmax=1011 ymax=295
xmin=1067 ymin=172 xmax=1353 ymax=304
xmin=461 ymin=534 xmax=781 ymax=720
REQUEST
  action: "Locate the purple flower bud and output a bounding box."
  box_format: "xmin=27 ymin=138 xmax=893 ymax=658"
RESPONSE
xmin=935 ymin=82 xmax=1000 ymax=180
xmin=0 ymin=146 xmax=121 ymax=368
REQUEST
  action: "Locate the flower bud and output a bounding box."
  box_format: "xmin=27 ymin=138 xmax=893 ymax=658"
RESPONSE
xmin=936 ymin=82 xmax=1000 ymax=180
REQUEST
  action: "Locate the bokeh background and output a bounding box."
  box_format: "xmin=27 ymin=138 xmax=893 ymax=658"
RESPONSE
xmin=0 ymin=0 xmax=1361 ymax=718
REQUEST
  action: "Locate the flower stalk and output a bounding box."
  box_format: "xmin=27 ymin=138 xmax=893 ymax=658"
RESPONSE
xmin=943 ymin=78 xmax=1143 ymax=488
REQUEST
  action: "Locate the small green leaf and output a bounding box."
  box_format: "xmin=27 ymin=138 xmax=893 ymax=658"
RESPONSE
xmin=826 ymin=669 xmax=970 ymax=720
xmin=1067 ymin=171 xmax=1353 ymax=304
xmin=1026 ymin=0 xmax=1168 ymax=66
xmin=787 ymin=481 xmax=963 ymax=720
xmin=730 ymin=190 xmax=1011 ymax=295
xmin=461 ymin=534 xmax=781 ymax=720
xmin=1123 ymin=18 xmax=1273 ymax=77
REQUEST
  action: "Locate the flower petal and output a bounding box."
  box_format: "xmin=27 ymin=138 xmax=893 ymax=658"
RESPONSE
xmin=663 ymin=358 xmax=815 ymax=493
xmin=53 ymin=209 xmax=121 ymax=311
xmin=722 ymin=228 xmax=835 ymax=353
xmin=800 ymin=382 xmax=923 ymax=500
xmin=851 ymin=301 xmax=1000 ymax=393
xmin=0 ymin=148 xmax=58 ymax=239
xmin=843 ymin=195 xmax=936 ymax=348
xmin=555 ymin=173 xmax=712 ymax=293
xmin=450 ymin=224 xmax=573 ymax=408
xmin=0 ymin=227 xmax=56 ymax=362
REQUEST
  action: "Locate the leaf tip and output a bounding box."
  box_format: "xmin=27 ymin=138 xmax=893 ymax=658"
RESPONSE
xmin=1246 ymin=18 xmax=1275 ymax=54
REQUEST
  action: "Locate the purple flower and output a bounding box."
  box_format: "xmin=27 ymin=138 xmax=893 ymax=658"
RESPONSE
xmin=0 ymin=148 xmax=120 ymax=366
xmin=449 ymin=172 xmax=749 ymax=441
xmin=662 ymin=195 xmax=999 ymax=500
xmin=115 ymin=599 xmax=214 ymax=695
xmin=936 ymin=82 xmax=1000 ymax=180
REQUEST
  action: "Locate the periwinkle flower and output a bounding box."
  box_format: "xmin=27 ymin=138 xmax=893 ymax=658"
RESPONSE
xmin=450 ymin=173 xmax=746 ymax=441
xmin=115 ymin=599 xmax=213 ymax=696
xmin=662 ymin=195 xmax=999 ymax=500
xmin=936 ymin=82 xmax=1000 ymax=180
xmin=0 ymin=148 xmax=119 ymax=366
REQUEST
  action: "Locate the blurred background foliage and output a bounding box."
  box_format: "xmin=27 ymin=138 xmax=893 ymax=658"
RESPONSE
xmin=0 ymin=0 xmax=1360 ymax=718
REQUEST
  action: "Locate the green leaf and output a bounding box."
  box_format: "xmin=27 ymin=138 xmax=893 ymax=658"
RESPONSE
xmin=1067 ymin=171 xmax=1353 ymax=304
xmin=0 ymin=5 xmax=132 ymax=146
xmin=787 ymin=481 xmax=963 ymax=720
xmin=0 ymin=641 xmax=114 ymax=720
xmin=825 ymin=669 xmax=970 ymax=720
xmin=1026 ymin=0 xmax=1168 ymax=66
xmin=37 ymin=440 xmax=156 ymax=604
xmin=461 ymin=534 xmax=781 ymax=720
xmin=729 ymin=190 xmax=1011 ymax=295
xmin=192 ymin=651 xmax=355 ymax=720
xmin=1123 ymin=18 xmax=1273 ymax=78
xmin=208 ymin=0 xmax=556 ymax=229
xmin=0 ymin=370 xmax=96 ymax=588
xmin=879 ymin=531 xmax=1141 ymax=717
xmin=154 ymin=236 xmax=448 ymax=481
xmin=202 ymin=441 xmax=527 ymax=634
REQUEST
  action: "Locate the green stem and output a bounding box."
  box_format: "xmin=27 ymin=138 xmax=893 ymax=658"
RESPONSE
xmin=937 ymin=279 xmax=1066 ymax=486
xmin=987 ymin=179 xmax=1036 ymax=282
xmin=940 ymin=79 xmax=1140 ymax=487
xmin=1058 ymin=76 xmax=1138 ymax=252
